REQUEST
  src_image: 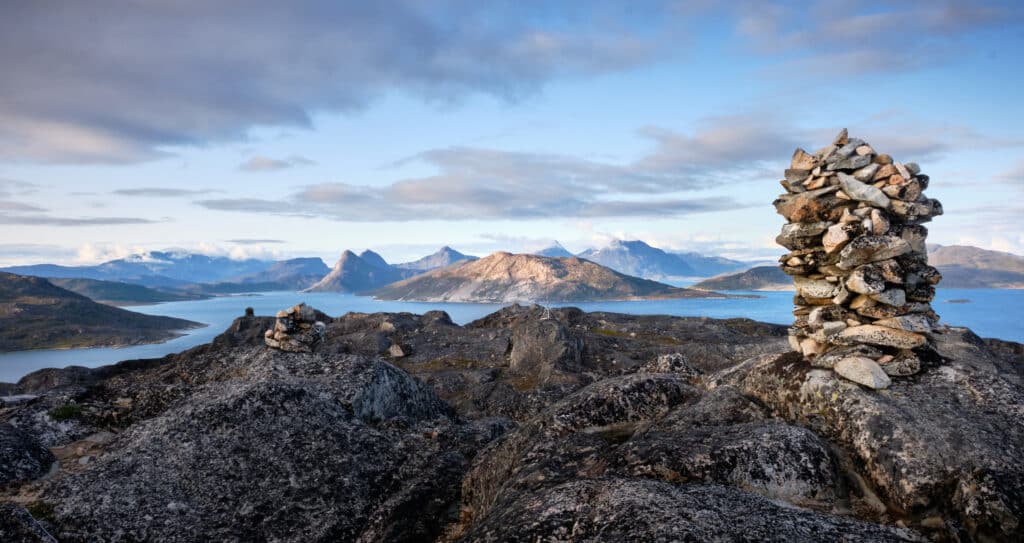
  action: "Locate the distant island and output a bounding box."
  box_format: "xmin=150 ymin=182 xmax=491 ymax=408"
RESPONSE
xmin=692 ymin=266 xmax=793 ymax=291
xmin=370 ymin=252 xmax=733 ymax=302
xmin=0 ymin=272 xmax=201 ymax=352
xmin=48 ymin=277 xmax=210 ymax=306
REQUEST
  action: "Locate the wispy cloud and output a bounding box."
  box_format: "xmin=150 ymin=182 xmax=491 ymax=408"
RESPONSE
xmin=730 ymin=0 xmax=1019 ymax=76
xmin=0 ymin=215 xmax=160 ymax=227
xmin=238 ymin=155 xmax=316 ymax=172
xmin=112 ymin=187 xmax=217 ymax=197
xmin=198 ymin=116 xmax=781 ymax=222
xmin=226 ymin=238 xmax=287 ymax=245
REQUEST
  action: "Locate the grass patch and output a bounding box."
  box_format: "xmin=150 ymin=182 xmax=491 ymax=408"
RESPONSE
xmin=48 ymin=403 xmax=83 ymax=421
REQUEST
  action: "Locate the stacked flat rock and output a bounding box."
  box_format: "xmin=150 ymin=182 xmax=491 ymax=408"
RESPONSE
xmin=774 ymin=129 xmax=943 ymax=389
xmin=264 ymin=303 xmax=326 ymax=352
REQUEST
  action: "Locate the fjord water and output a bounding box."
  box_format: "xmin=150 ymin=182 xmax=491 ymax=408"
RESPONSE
xmin=0 ymin=289 xmax=1020 ymax=383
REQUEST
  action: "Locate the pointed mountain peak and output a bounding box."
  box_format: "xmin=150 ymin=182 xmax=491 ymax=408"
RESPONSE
xmin=358 ymin=250 xmax=390 ymax=269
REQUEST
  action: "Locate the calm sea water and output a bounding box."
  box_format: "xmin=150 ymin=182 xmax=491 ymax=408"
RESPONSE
xmin=0 ymin=289 xmax=1020 ymax=383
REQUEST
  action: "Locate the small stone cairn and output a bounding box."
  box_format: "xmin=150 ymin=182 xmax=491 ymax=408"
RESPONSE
xmin=774 ymin=129 xmax=943 ymax=389
xmin=264 ymin=303 xmax=325 ymax=352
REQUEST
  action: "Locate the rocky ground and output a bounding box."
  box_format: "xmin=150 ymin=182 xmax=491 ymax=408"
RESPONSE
xmin=1 ymin=304 xmax=1021 ymax=542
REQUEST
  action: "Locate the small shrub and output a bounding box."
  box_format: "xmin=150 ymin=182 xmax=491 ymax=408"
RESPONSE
xmin=48 ymin=403 xmax=83 ymax=421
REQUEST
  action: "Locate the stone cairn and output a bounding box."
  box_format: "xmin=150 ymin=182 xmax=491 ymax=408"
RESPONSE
xmin=264 ymin=303 xmax=325 ymax=352
xmin=774 ymin=129 xmax=943 ymax=389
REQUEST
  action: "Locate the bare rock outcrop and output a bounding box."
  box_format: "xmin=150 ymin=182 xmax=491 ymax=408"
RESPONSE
xmin=0 ymin=422 xmax=54 ymax=486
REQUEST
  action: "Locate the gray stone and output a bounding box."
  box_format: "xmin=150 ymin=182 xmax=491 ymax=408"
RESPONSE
xmin=879 ymin=351 xmax=922 ymax=377
xmin=853 ymin=163 xmax=880 ymax=182
xmin=874 ymin=314 xmax=933 ymax=333
xmin=828 ymin=154 xmax=872 ymax=171
xmin=837 ymin=235 xmax=911 ymax=269
xmin=870 ymin=288 xmax=907 ymax=307
xmin=834 ymin=357 xmax=891 ymax=389
xmin=846 ymin=265 xmax=886 ymax=295
xmin=835 ymin=324 xmax=926 ymax=349
xmin=836 ymin=172 xmax=891 ymax=208
xmin=822 ymin=222 xmax=860 ymax=254
xmin=794 ymin=276 xmax=840 ymax=299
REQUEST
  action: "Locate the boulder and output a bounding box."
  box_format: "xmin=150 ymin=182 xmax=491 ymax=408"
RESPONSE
xmin=834 ymin=357 xmax=891 ymax=389
xmin=459 ymin=478 xmax=919 ymax=542
xmin=712 ymin=331 xmax=1024 ymax=541
xmin=0 ymin=422 xmax=55 ymax=486
xmin=835 ymin=325 xmax=927 ymax=349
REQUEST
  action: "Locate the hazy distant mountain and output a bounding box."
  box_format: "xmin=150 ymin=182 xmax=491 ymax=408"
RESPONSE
xmin=1 ymin=251 xmax=273 ymax=287
xmin=394 ymin=246 xmax=478 ymax=271
xmin=928 ymin=245 xmax=1024 ymax=273
xmin=218 ymin=257 xmax=330 ymax=291
xmin=672 ymin=251 xmax=748 ymax=277
xmin=0 ymin=272 xmax=200 ymax=351
xmin=371 ymin=252 xmax=729 ymax=303
xmin=303 ymin=251 xmax=411 ymax=293
xmin=578 ymin=240 xmax=693 ymax=278
xmin=48 ymin=278 xmax=209 ymax=305
xmin=534 ymin=242 xmax=574 ymax=258
xmin=692 ymin=266 xmax=792 ymax=291
xmin=925 ymin=245 xmax=1024 ymax=288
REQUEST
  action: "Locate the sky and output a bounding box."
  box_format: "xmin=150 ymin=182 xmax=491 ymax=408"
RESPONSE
xmin=0 ymin=0 xmax=1022 ymax=267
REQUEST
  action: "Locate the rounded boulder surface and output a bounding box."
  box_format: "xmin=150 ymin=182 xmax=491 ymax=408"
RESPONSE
xmin=459 ymin=478 xmax=919 ymax=543
xmin=0 ymin=422 xmax=56 ymax=486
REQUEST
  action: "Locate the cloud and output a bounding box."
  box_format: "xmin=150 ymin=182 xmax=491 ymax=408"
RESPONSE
xmin=729 ymin=0 xmax=1020 ymax=76
xmin=112 ymin=187 xmax=217 ymax=197
xmin=998 ymin=162 xmax=1024 ymax=186
xmin=198 ymin=126 xmax=767 ymax=222
xmin=238 ymin=155 xmax=316 ymax=172
xmin=226 ymin=238 xmax=287 ymax=245
xmin=0 ymin=1 xmax=675 ymax=163
xmin=0 ymin=215 xmax=160 ymax=227
xmin=0 ymin=201 xmax=46 ymax=212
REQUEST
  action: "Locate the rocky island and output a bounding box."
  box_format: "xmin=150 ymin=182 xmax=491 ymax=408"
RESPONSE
xmin=370 ymin=251 xmax=731 ymax=302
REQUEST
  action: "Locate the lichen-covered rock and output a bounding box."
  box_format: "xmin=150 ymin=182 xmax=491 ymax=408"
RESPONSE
xmin=40 ymin=351 xmax=460 ymax=542
xmin=459 ymin=478 xmax=920 ymax=542
xmin=0 ymin=422 xmax=55 ymax=486
xmin=711 ymin=327 xmax=1024 ymax=541
xmin=0 ymin=503 xmax=58 ymax=543
xmin=508 ymin=315 xmax=583 ymax=379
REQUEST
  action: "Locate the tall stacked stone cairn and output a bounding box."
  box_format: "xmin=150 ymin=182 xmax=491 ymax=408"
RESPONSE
xmin=774 ymin=129 xmax=943 ymax=389
xmin=264 ymin=303 xmax=325 ymax=352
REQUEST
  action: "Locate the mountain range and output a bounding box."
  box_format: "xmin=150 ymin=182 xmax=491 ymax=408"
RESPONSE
xmin=693 ymin=244 xmax=1024 ymax=291
xmin=574 ymin=240 xmax=747 ymax=279
xmin=393 ymin=246 xmax=479 ymax=271
xmin=371 ymin=252 xmax=730 ymax=303
xmin=3 ymin=242 xmax=1021 ymax=301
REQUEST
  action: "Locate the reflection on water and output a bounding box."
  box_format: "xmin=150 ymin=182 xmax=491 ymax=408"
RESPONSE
xmin=0 ymin=289 xmax=1020 ymax=383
